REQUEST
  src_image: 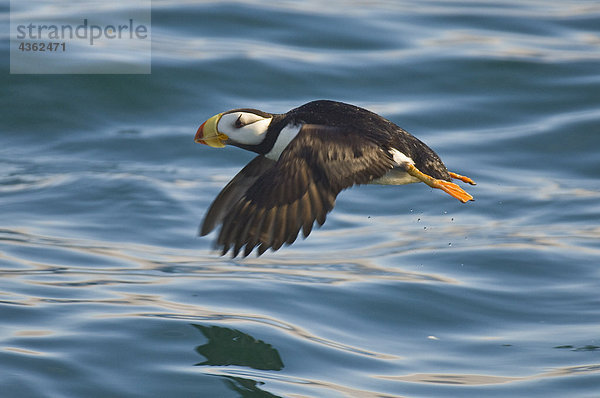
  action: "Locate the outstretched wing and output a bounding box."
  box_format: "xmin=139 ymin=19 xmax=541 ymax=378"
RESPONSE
xmin=210 ymin=124 xmax=396 ymax=257
xmin=200 ymin=155 xmax=276 ymax=236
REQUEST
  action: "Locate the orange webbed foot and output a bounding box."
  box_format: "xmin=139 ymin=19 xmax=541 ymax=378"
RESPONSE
xmin=406 ymin=165 xmax=475 ymax=203
xmin=449 ymin=171 xmax=476 ymax=186
xmin=433 ymin=179 xmax=474 ymax=203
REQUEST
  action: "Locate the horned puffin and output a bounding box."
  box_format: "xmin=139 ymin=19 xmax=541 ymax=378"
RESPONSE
xmin=195 ymin=100 xmax=475 ymax=257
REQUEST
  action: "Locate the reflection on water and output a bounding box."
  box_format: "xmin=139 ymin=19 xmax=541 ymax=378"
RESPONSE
xmin=222 ymin=376 xmax=282 ymax=398
xmin=554 ymin=344 xmax=600 ymax=352
xmin=190 ymin=319 xmax=600 ymax=395
xmin=193 ymin=324 xmax=284 ymax=370
xmin=193 ymin=324 xmax=284 ymax=397
xmin=203 ymin=367 xmax=408 ymax=398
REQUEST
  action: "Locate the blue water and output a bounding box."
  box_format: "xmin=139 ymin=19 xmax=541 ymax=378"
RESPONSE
xmin=2 ymin=1 xmax=600 ymax=397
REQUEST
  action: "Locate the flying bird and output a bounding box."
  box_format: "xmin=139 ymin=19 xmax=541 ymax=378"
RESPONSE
xmin=195 ymin=100 xmax=475 ymax=257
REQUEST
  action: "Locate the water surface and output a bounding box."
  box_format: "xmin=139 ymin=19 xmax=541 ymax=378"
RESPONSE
xmin=1 ymin=1 xmax=600 ymax=397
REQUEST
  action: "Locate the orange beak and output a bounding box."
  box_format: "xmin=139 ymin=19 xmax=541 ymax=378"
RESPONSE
xmin=195 ymin=113 xmax=228 ymax=148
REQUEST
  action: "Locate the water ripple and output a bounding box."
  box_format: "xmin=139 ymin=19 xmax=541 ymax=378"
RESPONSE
xmin=380 ymin=364 xmax=600 ymax=386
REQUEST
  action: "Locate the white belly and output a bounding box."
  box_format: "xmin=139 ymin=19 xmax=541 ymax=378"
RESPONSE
xmin=370 ymin=148 xmax=420 ymax=185
xmin=370 ymin=168 xmax=420 ymax=185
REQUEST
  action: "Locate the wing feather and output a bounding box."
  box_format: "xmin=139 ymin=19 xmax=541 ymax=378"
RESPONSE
xmin=205 ymin=124 xmax=396 ymax=256
xmin=200 ymin=156 xmax=276 ymax=236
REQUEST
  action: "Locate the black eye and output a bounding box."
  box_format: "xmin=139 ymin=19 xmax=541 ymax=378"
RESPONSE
xmin=235 ymin=115 xmax=244 ymax=128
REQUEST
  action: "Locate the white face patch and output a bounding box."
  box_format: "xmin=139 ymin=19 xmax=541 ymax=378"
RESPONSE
xmin=265 ymin=123 xmax=302 ymax=160
xmin=218 ymin=112 xmax=273 ymax=146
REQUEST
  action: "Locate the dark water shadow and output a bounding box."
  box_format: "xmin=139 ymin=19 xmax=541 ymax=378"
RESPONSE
xmin=192 ymin=324 xmax=284 ymax=397
xmin=193 ymin=324 xmax=284 ymax=371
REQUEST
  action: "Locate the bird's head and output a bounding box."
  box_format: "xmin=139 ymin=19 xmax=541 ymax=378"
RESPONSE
xmin=195 ymin=109 xmax=273 ymax=148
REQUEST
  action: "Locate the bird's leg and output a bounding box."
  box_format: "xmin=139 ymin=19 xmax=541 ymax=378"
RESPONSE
xmin=406 ymin=164 xmax=474 ymax=203
xmin=449 ymin=171 xmax=476 ymax=185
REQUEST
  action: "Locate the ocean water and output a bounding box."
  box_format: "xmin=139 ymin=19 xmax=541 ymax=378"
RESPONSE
xmin=2 ymin=1 xmax=600 ymax=397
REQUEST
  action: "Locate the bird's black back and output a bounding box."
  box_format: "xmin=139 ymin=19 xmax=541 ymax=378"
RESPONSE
xmin=271 ymin=100 xmax=451 ymax=181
